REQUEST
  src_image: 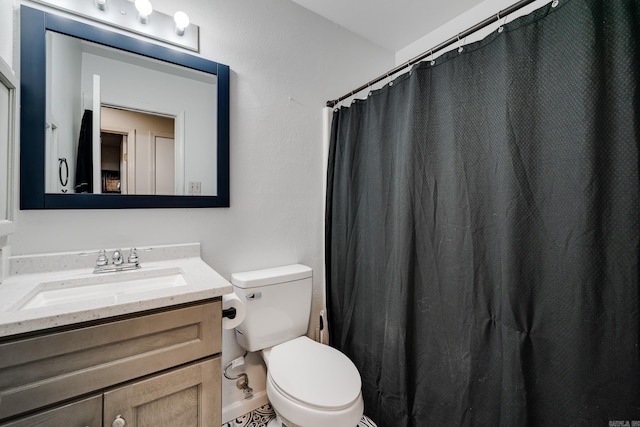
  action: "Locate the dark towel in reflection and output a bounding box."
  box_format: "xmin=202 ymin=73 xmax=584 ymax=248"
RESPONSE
xmin=74 ymin=109 xmax=93 ymax=193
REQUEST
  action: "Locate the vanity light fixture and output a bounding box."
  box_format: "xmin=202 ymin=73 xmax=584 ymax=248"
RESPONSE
xmin=134 ymin=0 xmax=153 ymax=24
xmin=29 ymin=0 xmax=200 ymax=51
xmin=174 ymin=11 xmax=190 ymax=36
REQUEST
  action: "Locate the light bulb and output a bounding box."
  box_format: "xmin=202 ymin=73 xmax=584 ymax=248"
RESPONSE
xmin=174 ymin=11 xmax=190 ymax=36
xmin=135 ymin=0 xmax=153 ymax=23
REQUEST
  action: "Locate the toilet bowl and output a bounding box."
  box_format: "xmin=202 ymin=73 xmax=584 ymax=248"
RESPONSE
xmin=231 ymin=265 xmax=364 ymax=427
xmin=262 ymin=336 xmax=364 ymax=427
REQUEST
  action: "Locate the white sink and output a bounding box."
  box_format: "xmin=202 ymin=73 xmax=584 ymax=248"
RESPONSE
xmin=14 ymin=267 xmax=189 ymax=310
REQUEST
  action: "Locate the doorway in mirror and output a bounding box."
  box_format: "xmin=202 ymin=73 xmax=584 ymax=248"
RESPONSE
xmin=100 ymin=132 xmax=123 ymax=194
xmin=101 ymin=106 xmax=175 ymax=195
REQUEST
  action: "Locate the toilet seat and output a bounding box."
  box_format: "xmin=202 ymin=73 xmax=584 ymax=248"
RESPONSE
xmin=268 ymin=336 xmax=362 ymax=410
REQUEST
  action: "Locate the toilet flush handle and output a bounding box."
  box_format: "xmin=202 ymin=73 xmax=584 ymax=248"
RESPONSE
xmin=246 ymin=292 xmax=262 ymax=300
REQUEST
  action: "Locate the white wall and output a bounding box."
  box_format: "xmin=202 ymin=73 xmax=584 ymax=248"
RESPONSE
xmin=0 ymin=1 xmax=16 ymax=67
xmin=8 ymin=0 xmax=394 ymax=419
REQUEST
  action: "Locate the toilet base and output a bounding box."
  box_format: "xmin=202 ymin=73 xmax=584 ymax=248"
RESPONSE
xmin=267 ymin=418 xmax=281 ymax=427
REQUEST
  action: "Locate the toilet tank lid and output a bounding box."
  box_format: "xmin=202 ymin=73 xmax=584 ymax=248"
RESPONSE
xmin=231 ymin=264 xmax=312 ymax=288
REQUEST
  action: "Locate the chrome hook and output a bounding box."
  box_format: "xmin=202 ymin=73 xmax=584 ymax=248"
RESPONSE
xmin=457 ymin=33 xmax=464 ymax=53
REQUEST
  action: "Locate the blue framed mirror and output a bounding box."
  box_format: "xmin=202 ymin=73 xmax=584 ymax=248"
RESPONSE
xmin=20 ymin=5 xmax=229 ymax=209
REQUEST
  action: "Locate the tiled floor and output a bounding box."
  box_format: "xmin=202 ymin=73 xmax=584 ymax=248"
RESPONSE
xmin=222 ymin=403 xmax=377 ymax=427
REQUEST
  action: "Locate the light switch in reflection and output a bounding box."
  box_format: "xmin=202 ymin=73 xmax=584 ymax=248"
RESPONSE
xmin=189 ymin=181 xmax=201 ymax=195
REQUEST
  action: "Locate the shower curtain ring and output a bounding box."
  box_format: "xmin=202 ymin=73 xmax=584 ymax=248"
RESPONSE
xmin=457 ymin=33 xmax=464 ymax=53
xmin=497 ymin=11 xmax=505 ymax=33
xmin=430 ymin=49 xmax=435 ymax=65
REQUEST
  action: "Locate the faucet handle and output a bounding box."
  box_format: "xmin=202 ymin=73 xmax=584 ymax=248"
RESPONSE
xmin=112 ymin=249 xmax=123 ymax=265
xmin=127 ymin=248 xmax=139 ymax=264
xmin=96 ymin=249 xmax=109 ymax=266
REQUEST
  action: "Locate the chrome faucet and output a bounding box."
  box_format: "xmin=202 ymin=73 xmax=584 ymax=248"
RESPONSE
xmin=88 ymin=248 xmax=141 ymax=274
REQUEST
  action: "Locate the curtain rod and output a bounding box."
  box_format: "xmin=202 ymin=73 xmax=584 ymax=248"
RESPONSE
xmin=326 ymin=0 xmax=544 ymax=108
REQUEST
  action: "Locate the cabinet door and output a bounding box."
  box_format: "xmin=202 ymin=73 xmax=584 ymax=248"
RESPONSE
xmin=0 ymin=395 xmax=101 ymax=427
xmin=104 ymin=357 xmax=220 ymax=427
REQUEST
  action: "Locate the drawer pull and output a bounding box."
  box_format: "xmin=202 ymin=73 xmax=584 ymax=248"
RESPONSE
xmin=112 ymin=415 xmax=126 ymax=427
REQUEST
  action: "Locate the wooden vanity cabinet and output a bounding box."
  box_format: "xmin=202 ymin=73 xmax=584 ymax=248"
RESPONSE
xmin=0 ymin=299 xmax=222 ymax=427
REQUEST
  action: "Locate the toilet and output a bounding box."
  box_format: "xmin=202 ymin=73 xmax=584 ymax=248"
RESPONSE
xmin=231 ymin=264 xmax=364 ymax=427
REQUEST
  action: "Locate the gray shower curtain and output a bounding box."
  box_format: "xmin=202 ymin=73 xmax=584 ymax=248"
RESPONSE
xmin=325 ymin=0 xmax=639 ymax=425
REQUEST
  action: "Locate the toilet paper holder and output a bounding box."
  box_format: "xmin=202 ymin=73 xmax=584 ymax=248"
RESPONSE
xmin=222 ymin=307 xmax=236 ymax=319
xmin=222 ymin=293 xmax=246 ymax=330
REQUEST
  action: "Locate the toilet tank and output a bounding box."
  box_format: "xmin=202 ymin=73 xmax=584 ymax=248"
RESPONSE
xmin=232 ymin=264 xmax=312 ymax=352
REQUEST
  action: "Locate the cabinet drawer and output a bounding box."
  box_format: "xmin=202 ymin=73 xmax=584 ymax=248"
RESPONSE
xmin=0 ymin=300 xmax=221 ymax=421
xmin=0 ymin=395 xmax=101 ymax=427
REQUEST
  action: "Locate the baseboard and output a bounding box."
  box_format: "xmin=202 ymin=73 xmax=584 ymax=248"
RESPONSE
xmin=221 ymin=390 xmax=269 ymax=424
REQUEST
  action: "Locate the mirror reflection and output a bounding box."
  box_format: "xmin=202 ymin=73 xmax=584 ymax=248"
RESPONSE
xmin=100 ymin=107 xmax=175 ymax=195
xmin=45 ymin=31 xmax=217 ymax=196
xmin=0 ymin=73 xmax=10 ymax=220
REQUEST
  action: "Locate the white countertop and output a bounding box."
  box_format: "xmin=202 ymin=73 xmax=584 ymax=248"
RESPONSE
xmin=0 ymin=243 xmax=232 ymax=338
